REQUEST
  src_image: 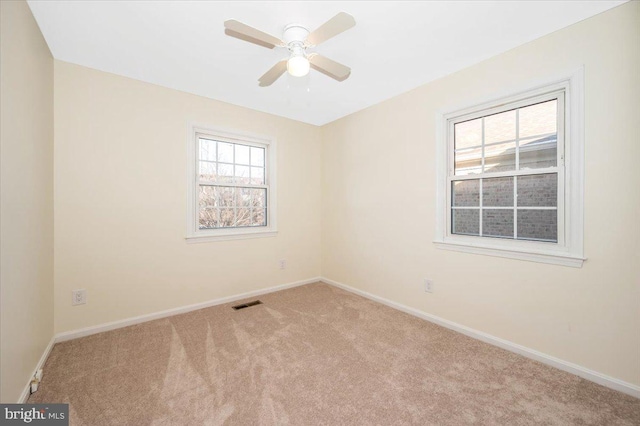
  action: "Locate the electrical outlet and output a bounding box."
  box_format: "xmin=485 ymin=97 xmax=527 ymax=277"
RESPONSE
xmin=72 ymin=289 xmax=87 ymax=306
xmin=279 ymin=259 xmax=286 ymax=270
xmin=424 ymin=279 xmax=434 ymax=293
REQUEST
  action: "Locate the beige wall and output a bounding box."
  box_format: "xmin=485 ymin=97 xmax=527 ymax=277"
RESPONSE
xmin=0 ymin=0 xmax=55 ymax=402
xmin=321 ymin=1 xmax=640 ymax=387
xmin=53 ymin=61 xmax=322 ymax=334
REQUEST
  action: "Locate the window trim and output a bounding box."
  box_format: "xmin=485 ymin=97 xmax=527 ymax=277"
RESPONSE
xmin=434 ymin=69 xmax=585 ymax=267
xmin=186 ymin=124 xmax=277 ymax=243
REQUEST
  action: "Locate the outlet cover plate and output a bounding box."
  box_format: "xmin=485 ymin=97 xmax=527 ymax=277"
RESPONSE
xmin=72 ymin=289 xmax=87 ymax=305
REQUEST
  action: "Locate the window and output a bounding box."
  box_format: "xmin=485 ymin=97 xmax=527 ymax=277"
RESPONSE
xmin=187 ymin=126 xmax=277 ymax=242
xmin=452 ymin=96 xmax=561 ymax=242
xmin=435 ymin=71 xmax=584 ymax=267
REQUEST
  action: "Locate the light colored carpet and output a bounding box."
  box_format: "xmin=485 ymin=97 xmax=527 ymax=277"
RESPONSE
xmin=29 ymin=282 xmax=640 ymax=425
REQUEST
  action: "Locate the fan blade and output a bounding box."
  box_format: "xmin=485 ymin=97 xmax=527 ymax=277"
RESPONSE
xmin=224 ymin=20 xmax=284 ymax=49
xmin=306 ymin=12 xmax=355 ymax=46
xmin=308 ymin=54 xmax=351 ymax=82
xmin=258 ymin=60 xmax=288 ymax=87
xmin=225 ymin=29 xmax=275 ymax=49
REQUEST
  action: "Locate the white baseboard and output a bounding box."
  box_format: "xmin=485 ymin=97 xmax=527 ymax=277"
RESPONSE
xmin=18 ymin=336 xmax=56 ymax=403
xmin=55 ymin=277 xmax=322 ymax=343
xmin=321 ymin=277 xmax=640 ymax=399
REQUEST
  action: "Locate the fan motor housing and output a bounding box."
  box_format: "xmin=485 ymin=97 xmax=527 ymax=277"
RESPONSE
xmin=283 ymin=24 xmax=309 ymax=46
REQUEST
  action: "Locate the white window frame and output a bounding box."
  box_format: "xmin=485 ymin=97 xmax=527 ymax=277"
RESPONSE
xmin=434 ymin=69 xmax=585 ymax=267
xmin=186 ymin=124 xmax=277 ymax=243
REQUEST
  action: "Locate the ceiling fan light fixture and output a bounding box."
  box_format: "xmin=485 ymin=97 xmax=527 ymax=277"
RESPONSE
xmin=287 ymin=54 xmax=310 ymax=77
xmin=225 ymin=13 xmax=355 ymax=86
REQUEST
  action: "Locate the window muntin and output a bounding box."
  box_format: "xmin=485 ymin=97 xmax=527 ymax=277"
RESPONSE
xmin=448 ymin=94 xmax=564 ymax=244
xmin=197 ymin=136 xmax=269 ymax=230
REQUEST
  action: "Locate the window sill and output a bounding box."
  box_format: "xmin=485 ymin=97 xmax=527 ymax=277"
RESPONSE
xmin=186 ymin=229 xmax=277 ymax=243
xmin=433 ymin=239 xmax=585 ymax=268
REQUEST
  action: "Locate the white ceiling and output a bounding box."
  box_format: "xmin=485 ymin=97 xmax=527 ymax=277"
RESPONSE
xmin=28 ymin=1 xmax=624 ymax=126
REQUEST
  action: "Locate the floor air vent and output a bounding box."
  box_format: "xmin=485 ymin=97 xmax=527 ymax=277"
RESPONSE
xmin=232 ymin=300 xmax=263 ymax=310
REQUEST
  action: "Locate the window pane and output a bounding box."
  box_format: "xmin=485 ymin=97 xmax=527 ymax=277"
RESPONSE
xmin=519 ymin=100 xmax=557 ymax=140
xmin=483 ymin=177 xmax=513 ymax=207
xmin=199 ymin=186 xmax=235 ymax=208
xmin=234 ymin=165 xmax=250 ymax=184
xmin=251 ymin=209 xmax=266 ymax=226
xmin=236 ymin=187 xmax=251 ymax=207
xmin=519 ymin=100 xmax=557 ymax=169
xmin=452 ymin=209 xmax=479 ymax=236
xmin=217 ymin=187 xmax=235 ymax=207
xmin=217 ymin=142 xmax=234 ymax=163
xmin=219 ymin=208 xmax=235 ymax=228
xmin=199 ymin=161 xmax=216 ymax=181
xmin=484 ymin=142 xmax=516 ymax=173
xmin=199 ymin=208 xmax=219 ymax=230
xmin=519 ymin=135 xmax=557 ymax=169
xmin=199 ymin=138 xmax=216 ymax=161
xmin=235 ymin=208 xmax=251 ymax=227
xmin=483 ymin=209 xmax=514 ymax=238
xmin=517 ymin=210 xmax=557 ymax=242
xmin=251 ymin=147 xmax=265 ymax=166
xmin=454 ymin=118 xmax=482 ymax=149
xmin=199 ymin=186 xmax=216 ymax=208
xmin=518 ymin=174 xmax=557 ymax=207
xmin=199 ymin=186 xmax=267 ymax=229
xmin=485 ymin=110 xmax=516 ymax=145
xmin=251 ymin=167 xmax=265 ymax=185
xmin=217 ymin=163 xmax=233 ymax=183
xmin=454 ymin=146 xmax=482 ymax=175
xmin=251 ymin=188 xmax=266 ymax=208
xmin=452 ymin=180 xmax=479 ymax=207
xmin=235 ymin=144 xmax=250 ymax=165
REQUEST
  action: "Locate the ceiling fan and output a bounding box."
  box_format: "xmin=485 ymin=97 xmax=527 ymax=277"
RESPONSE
xmin=224 ymin=12 xmax=356 ymax=87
